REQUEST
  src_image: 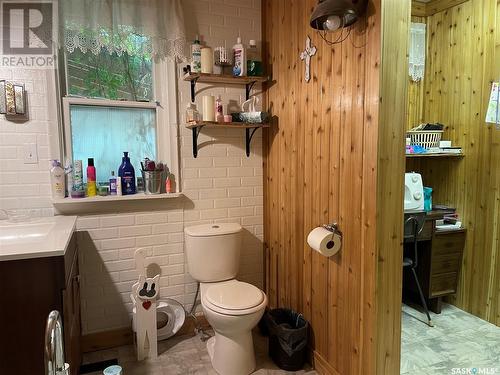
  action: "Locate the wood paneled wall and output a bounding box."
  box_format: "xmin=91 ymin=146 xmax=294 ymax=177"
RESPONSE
xmin=406 ymin=0 xmax=500 ymax=325
xmin=263 ymin=0 xmax=409 ymax=373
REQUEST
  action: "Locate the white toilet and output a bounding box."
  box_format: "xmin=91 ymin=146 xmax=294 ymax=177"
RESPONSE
xmin=185 ymin=223 xmax=267 ymax=375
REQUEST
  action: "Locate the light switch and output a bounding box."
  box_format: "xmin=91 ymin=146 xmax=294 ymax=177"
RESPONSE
xmin=23 ymin=143 xmax=38 ymax=164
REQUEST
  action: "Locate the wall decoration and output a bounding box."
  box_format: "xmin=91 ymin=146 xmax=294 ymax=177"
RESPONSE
xmin=300 ymin=36 xmax=317 ymax=83
xmin=13 ymin=84 xmax=25 ymax=114
xmin=0 ymin=80 xmax=5 ymax=114
xmin=485 ymin=81 xmax=499 ymax=127
xmin=5 ymin=82 xmax=16 ymax=115
xmin=0 ymin=80 xmax=27 ymax=120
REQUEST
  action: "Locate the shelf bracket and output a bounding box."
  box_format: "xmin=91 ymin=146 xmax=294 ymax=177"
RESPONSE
xmin=190 ymin=78 xmax=199 ymax=103
xmin=245 ymin=127 xmax=260 ymax=157
xmin=245 ymin=81 xmax=256 ymax=100
xmin=191 ymin=125 xmax=204 ymax=158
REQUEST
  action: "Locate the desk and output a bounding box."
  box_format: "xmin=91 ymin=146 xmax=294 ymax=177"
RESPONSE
xmin=403 ymin=210 xmax=466 ymax=313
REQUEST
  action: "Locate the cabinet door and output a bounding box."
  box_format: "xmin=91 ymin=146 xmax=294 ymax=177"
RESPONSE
xmin=63 ymin=252 xmax=82 ymax=375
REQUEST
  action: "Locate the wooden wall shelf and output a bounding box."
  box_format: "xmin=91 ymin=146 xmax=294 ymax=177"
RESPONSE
xmin=186 ymin=122 xmax=269 ymax=158
xmin=183 ymin=72 xmax=269 ymax=102
xmin=406 ymin=153 xmax=464 ymax=158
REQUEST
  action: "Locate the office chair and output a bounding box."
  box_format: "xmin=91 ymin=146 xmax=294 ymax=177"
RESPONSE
xmin=404 ymin=216 xmax=433 ymax=327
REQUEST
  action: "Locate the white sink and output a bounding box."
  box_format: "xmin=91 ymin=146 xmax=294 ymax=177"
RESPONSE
xmin=0 ymin=216 xmax=77 ymax=261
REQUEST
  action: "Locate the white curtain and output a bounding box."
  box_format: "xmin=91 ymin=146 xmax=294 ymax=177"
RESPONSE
xmin=409 ymin=22 xmax=426 ymax=82
xmin=60 ymin=0 xmax=187 ymax=61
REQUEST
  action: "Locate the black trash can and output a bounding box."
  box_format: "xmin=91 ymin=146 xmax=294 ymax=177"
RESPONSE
xmin=262 ymin=308 xmax=309 ymax=371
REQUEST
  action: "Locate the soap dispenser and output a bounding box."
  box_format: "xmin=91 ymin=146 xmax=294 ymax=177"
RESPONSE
xmin=118 ymin=152 xmax=136 ymax=195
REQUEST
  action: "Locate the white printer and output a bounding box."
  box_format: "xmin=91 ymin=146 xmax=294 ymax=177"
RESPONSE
xmin=404 ymin=172 xmax=424 ymax=211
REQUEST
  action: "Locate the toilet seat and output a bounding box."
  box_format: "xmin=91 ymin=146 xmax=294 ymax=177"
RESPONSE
xmin=202 ymin=280 xmax=266 ymax=316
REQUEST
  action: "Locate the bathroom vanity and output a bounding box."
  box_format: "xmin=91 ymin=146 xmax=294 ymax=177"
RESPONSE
xmin=0 ymin=216 xmax=80 ymax=375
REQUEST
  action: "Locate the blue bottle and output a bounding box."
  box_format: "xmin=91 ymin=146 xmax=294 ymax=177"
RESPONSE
xmin=118 ymin=152 xmax=136 ymax=195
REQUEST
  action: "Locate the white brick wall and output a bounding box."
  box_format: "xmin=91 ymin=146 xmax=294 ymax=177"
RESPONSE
xmin=0 ymin=0 xmax=263 ymax=334
xmin=0 ymin=69 xmax=55 ymax=216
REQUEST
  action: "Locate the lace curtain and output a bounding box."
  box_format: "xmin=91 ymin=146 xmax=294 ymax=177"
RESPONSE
xmin=60 ymin=0 xmax=187 ymax=61
xmin=409 ymin=23 xmax=426 ymax=82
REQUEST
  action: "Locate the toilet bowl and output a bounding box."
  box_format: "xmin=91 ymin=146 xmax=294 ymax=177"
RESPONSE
xmin=200 ymin=280 xmax=267 ymax=375
xmin=184 ymin=223 xmax=268 ymax=375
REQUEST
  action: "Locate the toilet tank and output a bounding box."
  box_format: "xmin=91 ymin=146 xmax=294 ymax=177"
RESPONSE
xmin=184 ymin=223 xmax=242 ymax=282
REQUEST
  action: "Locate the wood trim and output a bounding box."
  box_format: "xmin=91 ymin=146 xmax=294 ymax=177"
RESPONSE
xmin=313 ymin=351 xmax=341 ymax=375
xmin=412 ymin=1 xmax=427 ymax=17
xmin=81 ymin=315 xmax=210 ymax=353
xmin=425 ymin=0 xmax=469 ymax=15
xmin=412 ymin=0 xmax=470 ymax=17
xmin=375 ymin=0 xmax=410 ymax=373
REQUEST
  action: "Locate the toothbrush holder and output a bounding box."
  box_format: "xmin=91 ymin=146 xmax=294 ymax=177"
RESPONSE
xmin=141 ymin=170 xmax=163 ymax=194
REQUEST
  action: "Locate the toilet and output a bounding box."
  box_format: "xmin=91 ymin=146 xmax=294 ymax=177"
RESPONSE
xmin=185 ymin=223 xmax=267 ymax=375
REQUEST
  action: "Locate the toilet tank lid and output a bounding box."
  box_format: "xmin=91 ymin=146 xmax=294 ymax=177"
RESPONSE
xmin=184 ymin=223 xmax=242 ymax=237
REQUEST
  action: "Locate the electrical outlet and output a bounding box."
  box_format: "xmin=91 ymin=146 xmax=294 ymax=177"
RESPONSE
xmin=23 ymin=143 xmax=38 ymax=164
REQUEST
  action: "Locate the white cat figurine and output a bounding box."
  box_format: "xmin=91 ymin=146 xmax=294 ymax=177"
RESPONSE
xmin=131 ymin=274 xmax=159 ymax=360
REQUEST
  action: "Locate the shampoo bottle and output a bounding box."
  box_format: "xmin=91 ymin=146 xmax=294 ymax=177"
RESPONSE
xmin=86 ymin=158 xmax=96 ymax=197
xmin=118 ymin=152 xmax=136 ymax=195
xmin=191 ymin=35 xmax=202 ymax=73
xmin=50 ymin=160 xmax=65 ymax=199
xmin=232 ymin=37 xmax=246 ymax=77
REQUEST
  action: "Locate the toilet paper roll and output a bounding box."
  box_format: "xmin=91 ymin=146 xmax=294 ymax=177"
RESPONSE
xmin=307 ymin=227 xmax=342 ymax=257
xmin=202 ymin=95 xmax=215 ymax=121
xmin=201 ymin=47 xmax=214 ymax=74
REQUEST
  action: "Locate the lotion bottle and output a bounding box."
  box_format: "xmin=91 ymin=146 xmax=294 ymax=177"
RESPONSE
xmin=50 ymin=160 xmax=65 ymax=199
xmin=232 ymin=37 xmax=246 ymax=76
xmin=118 ymin=152 xmax=136 ymax=195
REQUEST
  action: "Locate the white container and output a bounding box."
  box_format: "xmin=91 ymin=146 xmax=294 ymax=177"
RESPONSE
xmin=191 ymin=36 xmax=202 ymax=73
xmin=116 ymin=176 xmax=122 ymax=196
xmin=232 ymin=37 xmax=246 ymax=76
xmin=50 ymin=160 xmax=65 ymax=199
xmin=201 ymin=47 xmax=214 ymax=74
xmin=184 ymin=223 xmax=242 ymax=282
xmin=202 ymin=95 xmax=215 ymax=121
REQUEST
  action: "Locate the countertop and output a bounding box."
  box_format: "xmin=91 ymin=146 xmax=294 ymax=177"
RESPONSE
xmin=0 ymin=215 xmax=77 ymax=261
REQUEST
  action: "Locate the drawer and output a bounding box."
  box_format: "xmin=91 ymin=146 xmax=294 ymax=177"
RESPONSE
xmin=432 ymin=231 xmax=466 ymax=256
xmin=430 ymin=272 xmax=458 ymax=297
xmin=431 ymin=254 xmax=462 ymax=275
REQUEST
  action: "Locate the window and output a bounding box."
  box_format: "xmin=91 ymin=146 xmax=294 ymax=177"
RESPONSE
xmin=61 ymin=58 xmax=179 ymax=190
xmin=65 ymin=33 xmax=153 ymax=101
xmin=57 ymin=0 xmax=184 ymax=194
xmin=65 ymin=100 xmax=157 ymax=182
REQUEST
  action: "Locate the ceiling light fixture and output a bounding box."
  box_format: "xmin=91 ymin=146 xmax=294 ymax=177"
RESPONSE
xmin=310 ymin=0 xmax=368 ymax=45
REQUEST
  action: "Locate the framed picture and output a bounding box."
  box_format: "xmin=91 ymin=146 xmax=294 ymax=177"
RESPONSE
xmin=5 ymin=82 xmax=16 ymax=115
xmin=0 ymin=80 xmax=6 ymax=114
xmin=13 ymin=84 xmax=25 ymax=115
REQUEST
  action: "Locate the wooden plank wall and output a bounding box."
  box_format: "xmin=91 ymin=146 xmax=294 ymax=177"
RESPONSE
xmin=406 ymin=0 xmax=500 ymax=325
xmin=262 ymin=0 xmax=408 ymax=373
xmin=376 ymin=1 xmax=410 ymax=374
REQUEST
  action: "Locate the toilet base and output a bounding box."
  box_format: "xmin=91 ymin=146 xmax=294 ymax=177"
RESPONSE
xmin=207 ymin=332 xmax=256 ymax=375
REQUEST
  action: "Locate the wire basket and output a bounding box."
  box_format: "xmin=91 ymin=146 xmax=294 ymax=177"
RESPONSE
xmin=407 ymin=130 xmax=443 ymax=148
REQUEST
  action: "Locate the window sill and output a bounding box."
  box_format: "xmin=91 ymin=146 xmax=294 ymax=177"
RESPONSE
xmin=53 ymin=192 xmax=183 ymax=205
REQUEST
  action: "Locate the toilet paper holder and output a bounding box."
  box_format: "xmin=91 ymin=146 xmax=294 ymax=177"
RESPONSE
xmin=322 ymin=222 xmax=342 ymax=237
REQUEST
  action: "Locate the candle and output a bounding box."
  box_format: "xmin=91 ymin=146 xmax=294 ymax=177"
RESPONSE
xmin=202 ymin=96 xmax=215 ymax=121
xmin=201 ymin=47 xmax=214 ymax=74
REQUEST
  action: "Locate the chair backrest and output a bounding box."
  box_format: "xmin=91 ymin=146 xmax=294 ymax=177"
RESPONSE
xmin=403 ymin=213 xmax=425 ymax=242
